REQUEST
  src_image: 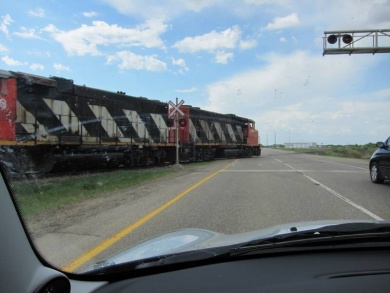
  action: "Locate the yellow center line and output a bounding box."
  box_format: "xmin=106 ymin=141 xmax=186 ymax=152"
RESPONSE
xmin=62 ymin=159 xmax=237 ymax=272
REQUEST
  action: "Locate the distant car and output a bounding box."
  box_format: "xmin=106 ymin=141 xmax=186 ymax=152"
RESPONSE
xmin=369 ymin=137 xmax=390 ymax=183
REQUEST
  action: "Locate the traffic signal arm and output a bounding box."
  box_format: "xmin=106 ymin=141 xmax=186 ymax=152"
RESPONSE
xmin=323 ymin=29 xmax=390 ymax=55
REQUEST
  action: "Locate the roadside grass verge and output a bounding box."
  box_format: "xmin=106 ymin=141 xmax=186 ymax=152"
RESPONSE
xmin=12 ymin=167 xmax=180 ymax=219
xmin=279 ymin=144 xmax=378 ymax=159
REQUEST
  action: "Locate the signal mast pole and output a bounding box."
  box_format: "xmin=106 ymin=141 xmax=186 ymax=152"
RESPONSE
xmin=175 ymin=97 xmax=180 ymax=166
xmin=168 ymin=98 xmax=184 ymax=166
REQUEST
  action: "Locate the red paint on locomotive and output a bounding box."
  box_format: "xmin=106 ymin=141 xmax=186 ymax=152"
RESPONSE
xmin=0 ymin=79 xmax=17 ymax=143
xmin=168 ymin=106 xmax=190 ymax=144
xmin=244 ymin=121 xmax=259 ymax=146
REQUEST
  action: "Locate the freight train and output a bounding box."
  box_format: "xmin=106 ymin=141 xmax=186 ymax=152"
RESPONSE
xmin=0 ymin=70 xmax=261 ymax=174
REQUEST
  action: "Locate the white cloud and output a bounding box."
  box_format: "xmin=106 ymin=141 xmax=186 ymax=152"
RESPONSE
xmin=102 ymin=0 xmax=292 ymax=19
xmin=205 ymin=50 xmax=359 ymax=112
xmin=83 ymin=11 xmax=99 ymax=18
xmin=101 ymin=0 xmax=218 ymax=18
xmin=264 ymin=13 xmax=300 ymax=30
xmin=214 ymin=51 xmax=234 ymax=64
xmin=53 ymin=63 xmax=70 ymax=71
xmin=172 ymin=58 xmax=189 ymax=72
xmin=172 ymin=26 xmax=241 ymax=53
xmin=239 ymin=39 xmax=257 ymax=50
xmin=30 ymin=63 xmax=45 ymax=71
xmin=106 ymin=51 xmax=167 ymax=71
xmin=43 ymin=19 xmax=167 ymax=56
xmin=0 ymin=14 xmax=13 ymax=38
xmin=279 ymin=37 xmax=287 ymax=42
xmin=1 ymin=55 xmax=27 ymax=66
xmin=27 ymin=8 xmax=45 ymax=17
xmin=14 ymin=27 xmax=42 ymax=39
xmin=172 ymin=58 xmax=186 ymax=67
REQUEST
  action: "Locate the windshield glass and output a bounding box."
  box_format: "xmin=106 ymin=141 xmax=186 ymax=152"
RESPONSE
xmin=0 ymin=0 xmax=389 ymax=274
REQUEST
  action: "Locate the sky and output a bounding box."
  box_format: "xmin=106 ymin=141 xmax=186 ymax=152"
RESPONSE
xmin=1 ymin=0 xmax=389 ymax=145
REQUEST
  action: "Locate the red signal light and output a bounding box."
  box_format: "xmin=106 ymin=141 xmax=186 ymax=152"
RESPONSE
xmin=179 ymin=117 xmax=187 ymax=127
xmin=342 ymin=34 xmax=353 ymax=44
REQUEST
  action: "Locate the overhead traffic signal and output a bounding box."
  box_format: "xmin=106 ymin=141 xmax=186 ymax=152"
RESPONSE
xmin=327 ymin=34 xmax=353 ymax=44
xmin=178 ymin=117 xmax=187 ymax=127
xmin=323 ymin=29 xmax=390 ymax=56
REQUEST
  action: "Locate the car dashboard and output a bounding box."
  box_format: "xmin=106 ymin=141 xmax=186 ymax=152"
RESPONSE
xmin=84 ymin=249 xmax=390 ymax=293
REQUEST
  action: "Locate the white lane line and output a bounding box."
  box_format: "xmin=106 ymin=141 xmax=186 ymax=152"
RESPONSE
xmin=304 ymin=174 xmax=383 ymax=221
xmin=273 ymin=158 xmax=284 ymax=164
xmin=272 ymin=157 xmax=384 ymax=221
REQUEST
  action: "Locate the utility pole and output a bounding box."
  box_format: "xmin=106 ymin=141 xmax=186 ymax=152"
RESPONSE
xmin=268 ymin=125 xmax=276 ymax=148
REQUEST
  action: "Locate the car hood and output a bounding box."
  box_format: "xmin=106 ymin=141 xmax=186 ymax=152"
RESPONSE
xmin=87 ymin=219 xmax=380 ymax=271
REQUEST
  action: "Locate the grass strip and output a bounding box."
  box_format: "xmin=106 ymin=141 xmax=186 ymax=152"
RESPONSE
xmin=278 ymin=144 xmax=378 ymax=159
xmin=12 ymin=167 xmax=178 ymax=218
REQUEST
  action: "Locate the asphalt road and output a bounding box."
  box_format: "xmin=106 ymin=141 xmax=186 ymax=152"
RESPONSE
xmin=33 ymin=148 xmax=390 ymax=272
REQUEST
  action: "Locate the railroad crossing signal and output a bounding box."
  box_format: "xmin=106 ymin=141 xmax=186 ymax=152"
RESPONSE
xmin=168 ymin=98 xmax=185 ymax=166
xmin=178 ymin=117 xmax=187 ymax=127
xmin=323 ymin=29 xmax=390 ymax=55
xmin=327 ymin=34 xmax=353 ymax=44
xmin=168 ymin=99 xmax=184 ymax=118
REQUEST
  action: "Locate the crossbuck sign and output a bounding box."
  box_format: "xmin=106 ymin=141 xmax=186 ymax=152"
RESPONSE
xmin=168 ymin=99 xmax=184 ymax=118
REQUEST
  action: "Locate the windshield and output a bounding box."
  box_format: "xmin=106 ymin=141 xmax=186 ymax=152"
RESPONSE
xmin=0 ymin=0 xmax=389 ymax=274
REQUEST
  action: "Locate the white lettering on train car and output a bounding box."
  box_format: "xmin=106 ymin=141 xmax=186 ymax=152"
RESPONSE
xmin=0 ymin=98 xmax=6 ymax=110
